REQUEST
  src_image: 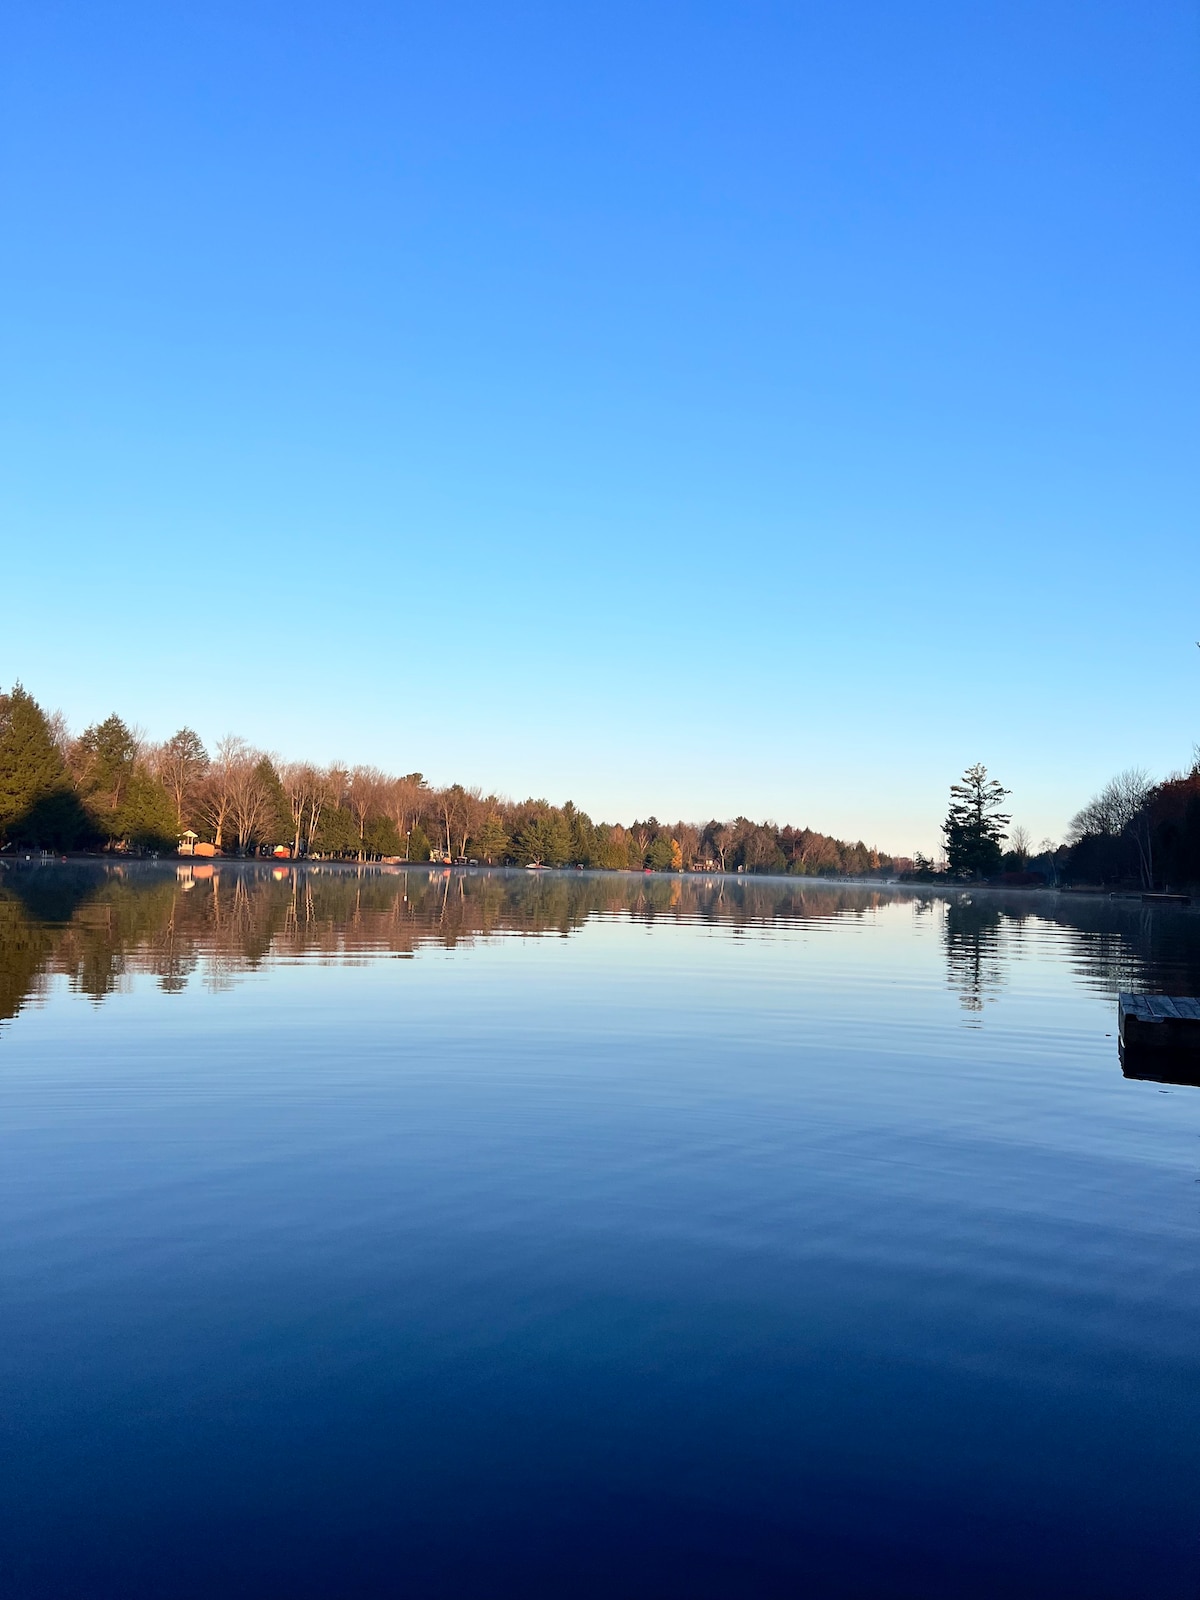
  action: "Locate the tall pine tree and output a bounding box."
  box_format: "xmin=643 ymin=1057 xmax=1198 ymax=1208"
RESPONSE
xmin=0 ymin=685 xmax=85 ymax=848
xmin=942 ymin=764 xmax=1011 ymax=878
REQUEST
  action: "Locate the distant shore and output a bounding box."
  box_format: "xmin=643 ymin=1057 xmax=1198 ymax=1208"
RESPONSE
xmin=1 ymin=850 xmax=1193 ymax=908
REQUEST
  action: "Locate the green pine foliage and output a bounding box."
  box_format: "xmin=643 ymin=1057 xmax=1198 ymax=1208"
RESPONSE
xmin=942 ymin=764 xmax=1011 ymax=879
xmin=472 ymin=813 xmax=509 ymax=864
xmin=646 ymin=835 xmax=675 ymax=871
xmin=515 ymin=811 xmax=572 ymax=867
xmin=254 ymin=757 xmax=293 ymax=845
xmin=312 ymin=805 xmax=358 ymax=857
xmin=0 ymin=686 xmax=89 ymax=849
xmin=117 ymin=770 xmax=179 ymax=852
xmin=364 ymin=815 xmax=403 ymax=857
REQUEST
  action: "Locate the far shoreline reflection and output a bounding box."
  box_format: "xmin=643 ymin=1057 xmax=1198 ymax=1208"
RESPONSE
xmin=2 ymin=859 xmax=1200 ymax=1032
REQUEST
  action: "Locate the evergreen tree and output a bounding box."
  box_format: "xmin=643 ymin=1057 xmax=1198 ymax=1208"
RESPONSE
xmin=0 ymin=687 xmax=64 ymax=832
xmin=592 ymin=825 xmax=631 ymax=871
xmin=942 ymin=764 xmax=1010 ymax=878
xmin=77 ymin=714 xmax=138 ymax=838
xmin=517 ymin=811 xmax=571 ymax=867
xmin=311 ymin=804 xmax=358 ymax=857
xmin=646 ymin=835 xmax=675 ymax=871
xmin=117 ymin=770 xmax=178 ymax=851
xmin=473 ymin=812 xmax=509 ymax=864
xmin=0 ymin=685 xmax=87 ymax=848
xmin=253 ymin=756 xmax=293 ymax=846
xmin=565 ymin=807 xmax=601 ymax=867
xmin=364 ymin=815 xmax=403 ymax=857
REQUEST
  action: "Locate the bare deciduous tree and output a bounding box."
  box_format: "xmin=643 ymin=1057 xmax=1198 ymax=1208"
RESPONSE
xmin=435 ymin=784 xmax=482 ymax=861
xmin=1008 ymin=824 xmax=1031 ymax=867
xmin=228 ymin=749 xmax=273 ymax=856
xmin=673 ymin=821 xmax=700 ymax=869
xmin=382 ymin=773 xmax=428 ymax=860
xmin=456 ymin=786 xmax=485 ymax=859
xmin=280 ymin=762 xmax=324 ymax=858
xmin=197 ymin=735 xmax=249 ymax=852
xmin=1069 ymin=767 xmax=1157 ymax=888
xmin=347 ymin=765 xmax=387 ymax=860
xmin=712 ymin=824 xmax=732 ymax=872
xmin=1069 ymin=769 xmax=1153 ymax=840
xmin=46 ymin=709 xmax=72 ymax=761
xmin=153 ymin=728 xmax=210 ymax=830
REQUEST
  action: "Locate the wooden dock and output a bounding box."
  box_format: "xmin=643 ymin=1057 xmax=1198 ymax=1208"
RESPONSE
xmin=1118 ymin=995 xmax=1200 ymax=1086
xmin=1119 ymin=993 xmax=1200 ymax=1047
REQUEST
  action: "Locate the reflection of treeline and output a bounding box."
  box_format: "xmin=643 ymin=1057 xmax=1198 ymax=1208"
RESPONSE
xmin=926 ymin=885 xmax=1200 ymax=1012
xmin=0 ymin=861 xmax=895 ymax=1024
xmin=5 ymin=865 xmax=1199 ymax=1032
xmin=0 ymin=685 xmax=894 ymax=876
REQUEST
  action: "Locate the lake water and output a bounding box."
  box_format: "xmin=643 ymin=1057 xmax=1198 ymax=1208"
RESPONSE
xmin=2 ymin=862 xmax=1200 ymax=1598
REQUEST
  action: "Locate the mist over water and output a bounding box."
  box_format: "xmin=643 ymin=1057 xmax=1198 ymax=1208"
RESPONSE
xmin=3 ymin=863 xmax=1200 ymax=1598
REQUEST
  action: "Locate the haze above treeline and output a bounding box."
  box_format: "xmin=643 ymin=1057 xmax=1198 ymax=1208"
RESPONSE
xmin=0 ymin=686 xmax=899 ymax=875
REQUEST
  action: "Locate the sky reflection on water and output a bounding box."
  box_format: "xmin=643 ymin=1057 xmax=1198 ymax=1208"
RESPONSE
xmin=2 ymin=864 xmax=1200 ymax=1598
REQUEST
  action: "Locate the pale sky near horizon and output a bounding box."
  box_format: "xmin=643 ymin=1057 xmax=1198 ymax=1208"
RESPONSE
xmin=1 ymin=2 xmax=1196 ymax=855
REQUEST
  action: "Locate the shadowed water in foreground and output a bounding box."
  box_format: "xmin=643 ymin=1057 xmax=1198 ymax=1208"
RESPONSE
xmin=2 ymin=861 xmax=1200 ymax=1598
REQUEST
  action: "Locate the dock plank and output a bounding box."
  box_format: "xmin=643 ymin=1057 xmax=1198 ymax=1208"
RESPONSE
xmin=1118 ymin=993 xmax=1200 ymax=1026
xmin=1118 ymin=994 xmax=1200 ymax=1081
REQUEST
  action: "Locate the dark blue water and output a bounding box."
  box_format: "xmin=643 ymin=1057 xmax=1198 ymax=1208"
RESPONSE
xmin=2 ymin=863 xmax=1199 ymax=1597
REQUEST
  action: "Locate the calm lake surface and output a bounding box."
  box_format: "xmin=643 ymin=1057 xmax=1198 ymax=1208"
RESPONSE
xmin=3 ymin=862 xmax=1200 ymax=1598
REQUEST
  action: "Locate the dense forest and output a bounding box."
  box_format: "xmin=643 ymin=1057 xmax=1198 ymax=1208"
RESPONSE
xmin=0 ymin=685 xmax=895 ymax=877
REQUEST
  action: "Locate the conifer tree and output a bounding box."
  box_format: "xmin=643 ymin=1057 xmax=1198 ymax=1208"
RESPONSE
xmin=117 ymin=769 xmax=179 ymax=851
xmin=516 ymin=811 xmax=571 ymax=867
xmin=0 ymin=685 xmax=79 ymax=846
xmin=77 ymin=715 xmax=139 ymax=838
xmin=942 ymin=764 xmax=1010 ymax=878
xmin=473 ymin=812 xmax=509 ymax=864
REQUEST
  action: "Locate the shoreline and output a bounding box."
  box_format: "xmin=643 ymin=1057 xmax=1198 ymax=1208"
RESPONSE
xmin=1 ymin=853 xmax=1193 ymax=907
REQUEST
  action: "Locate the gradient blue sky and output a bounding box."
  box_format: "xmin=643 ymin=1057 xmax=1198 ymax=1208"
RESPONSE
xmin=2 ymin=1 xmax=1196 ymax=853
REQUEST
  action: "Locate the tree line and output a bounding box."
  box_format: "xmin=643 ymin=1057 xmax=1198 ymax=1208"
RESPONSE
xmin=1064 ymin=762 xmax=1200 ymax=889
xmin=927 ymin=756 xmax=1200 ymax=889
xmin=0 ymin=685 xmax=896 ymax=876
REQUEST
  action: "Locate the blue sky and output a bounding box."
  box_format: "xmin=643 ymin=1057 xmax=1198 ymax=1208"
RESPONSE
xmin=1 ymin=1 xmax=1196 ymax=854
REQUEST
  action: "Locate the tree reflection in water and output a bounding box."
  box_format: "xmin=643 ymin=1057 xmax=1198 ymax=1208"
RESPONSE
xmin=2 ymin=862 xmax=1200 ymax=1031
xmin=933 ymin=887 xmax=1200 ymax=1019
xmin=943 ymin=896 xmax=1007 ymax=1018
xmin=0 ymin=862 xmax=896 ymax=1026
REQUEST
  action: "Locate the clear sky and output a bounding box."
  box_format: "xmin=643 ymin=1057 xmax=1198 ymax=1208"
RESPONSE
xmin=1 ymin=1 xmax=1196 ymax=855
